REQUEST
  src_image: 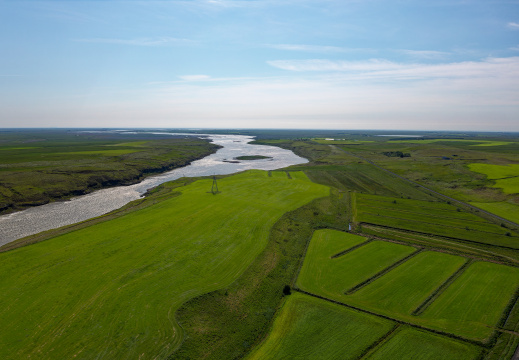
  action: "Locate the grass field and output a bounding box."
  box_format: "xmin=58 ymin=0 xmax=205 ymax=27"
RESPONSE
xmin=421 ymin=261 xmax=519 ymax=340
xmin=389 ymin=139 xmax=512 ymax=147
xmin=247 ymin=292 xmax=394 ymax=360
xmin=355 ymin=193 xmax=519 ymax=249
xmin=348 ymin=251 xmax=466 ymax=316
xmin=366 ymin=326 xmax=481 ymax=360
xmin=297 ymin=231 xmax=416 ymax=301
xmin=0 ymin=170 xmax=329 ymax=359
xmin=469 ymin=163 xmax=519 ymax=194
xmin=472 ymin=202 xmax=519 ymax=225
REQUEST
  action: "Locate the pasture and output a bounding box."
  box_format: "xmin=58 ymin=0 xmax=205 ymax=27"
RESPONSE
xmin=0 ymin=170 xmax=328 ymax=359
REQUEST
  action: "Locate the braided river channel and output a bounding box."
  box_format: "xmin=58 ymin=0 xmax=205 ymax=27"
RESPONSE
xmin=0 ymin=133 xmax=308 ymax=246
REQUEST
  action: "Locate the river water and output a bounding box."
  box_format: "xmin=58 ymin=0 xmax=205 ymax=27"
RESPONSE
xmin=0 ymin=133 xmax=307 ymax=246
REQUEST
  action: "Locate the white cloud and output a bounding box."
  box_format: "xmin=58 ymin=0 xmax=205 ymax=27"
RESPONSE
xmin=399 ymin=49 xmax=450 ymax=59
xmin=266 ymin=57 xmax=519 ymax=83
xmin=511 ymin=45 xmax=519 ymax=51
xmin=266 ymin=44 xmax=370 ymax=53
xmin=178 ymin=75 xmax=212 ymax=81
xmin=507 ymin=22 xmax=519 ymax=30
xmin=267 ymin=59 xmax=403 ymax=72
xmin=75 ymin=37 xmax=192 ymax=46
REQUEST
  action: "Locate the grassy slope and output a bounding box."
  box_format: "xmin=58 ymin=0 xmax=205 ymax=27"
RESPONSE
xmin=247 ymin=292 xmax=394 ymax=360
xmin=0 ymin=170 xmax=328 ymax=359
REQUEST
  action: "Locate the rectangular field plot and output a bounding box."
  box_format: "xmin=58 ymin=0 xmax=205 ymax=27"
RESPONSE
xmin=366 ymin=327 xmax=481 ymax=360
xmin=347 ymin=251 xmax=466 ymax=316
xmin=296 ymin=237 xmax=416 ymax=301
xmin=247 ymin=292 xmax=395 ymax=360
xmin=355 ymin=193 xmax=519 ymax=249
xmin=420 ymin=261 xmax=519 ymax=341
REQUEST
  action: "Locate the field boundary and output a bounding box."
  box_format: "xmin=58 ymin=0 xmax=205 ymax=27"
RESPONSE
xmin=293 ymin=288 xmax=486 ymax=347
xmin=356 ymin=324 xmax=401 ymax=360
xmin=345 ymin=248 xmax=423 ymax=295
xmin=331 ymin=239 xmax=372 ymax=259
xmin=360 ymin=223 xmax=519 ymax=266
xmin=360 ymin=222 xmax=519 ymax=251
xmin=412 ymin=258 xmax=473 ymax=316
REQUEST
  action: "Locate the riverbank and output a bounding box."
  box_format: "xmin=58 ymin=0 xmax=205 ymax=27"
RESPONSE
xmin=0 ymin=131 xmax=220 ymax=215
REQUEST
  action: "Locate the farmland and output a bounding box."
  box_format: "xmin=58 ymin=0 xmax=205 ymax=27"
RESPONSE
xmin=1 ymin=130 xmax=519 ymax=359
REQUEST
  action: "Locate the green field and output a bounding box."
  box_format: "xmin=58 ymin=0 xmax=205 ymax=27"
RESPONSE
xmin=355 ymin=193 xmax=519 ymax=248
xmin=247 ymin=292 xmax=394 ymax=360
xmin=421 ymin=261 xmax=519 ymax=340
xmin=348 ymin=251 xmax=466 ymax=316
xmin=473 ymin=202 xmax=519 ymax=224
xmin=469 ymin=163 xmax=519 ymax=194
xmin=297 ymin=231 xmax=416 ymax=300
xmin=0 ymin=170 xmax=328 ymax=359
xmin=366 ymin=327 xmax=481 ymax=360
xmin=389 ymin=139 xmax=512 ymax=147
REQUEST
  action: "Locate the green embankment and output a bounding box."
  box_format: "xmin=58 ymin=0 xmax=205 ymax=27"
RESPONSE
xmin=0 ymin=170 xmax=328 ymax=359
xmin=366 ymin=327 xmax=481 ymax=360
xmin=296 ymin=232 xmax=416 ymax=300
xmin=247 ymin=292 xmax=394 ymax=360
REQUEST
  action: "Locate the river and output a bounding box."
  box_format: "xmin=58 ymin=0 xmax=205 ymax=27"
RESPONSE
xmin=0 ymin=133 xmax=307 ymax=246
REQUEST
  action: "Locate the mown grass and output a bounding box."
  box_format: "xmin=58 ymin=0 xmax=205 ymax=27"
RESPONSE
xmin=347 ymin=251 xmax=467 ymax=316
xmin=389 ymin=139 xmax=512 ymax=146
xmin=0 ymin=170 xmax=329 ymax=359
xmin=246 ymin=292 xmax=395 ymax=360
xmin=296 ymin=233 xmax=416 ymax=301
xmin=365 ymin=326 xmax=481 ymax=360
xmin=0 ymin=131 xmax=219 ymax=213
xmin=421 ymin=261 xmax=519 ymax=341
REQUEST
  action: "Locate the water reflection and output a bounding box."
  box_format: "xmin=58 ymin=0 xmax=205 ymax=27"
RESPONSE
xmin=0 ymin=134 xmax=307 ymax=246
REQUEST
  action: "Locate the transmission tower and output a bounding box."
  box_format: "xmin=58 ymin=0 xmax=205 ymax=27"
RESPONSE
xmin=211 ymin=176 xmax=219 ymax=194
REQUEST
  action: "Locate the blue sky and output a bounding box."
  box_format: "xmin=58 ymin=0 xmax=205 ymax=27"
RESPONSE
xmin=1 ymin=0 xmax=518 ymax=131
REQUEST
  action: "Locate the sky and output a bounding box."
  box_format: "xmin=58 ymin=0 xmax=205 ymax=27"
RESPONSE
xmin=1 ymin=0 xmax=518 ymax=131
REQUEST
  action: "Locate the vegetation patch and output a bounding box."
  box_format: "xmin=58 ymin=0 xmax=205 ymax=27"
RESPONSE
xmin=235 ymin=155 xmax=272 ymax=160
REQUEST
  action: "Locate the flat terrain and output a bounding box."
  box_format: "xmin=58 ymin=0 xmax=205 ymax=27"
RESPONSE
xmin=0 ymin=170 xmax=328 ymax=359
xmin=2 ymin=130 xmax=519 ymax=359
